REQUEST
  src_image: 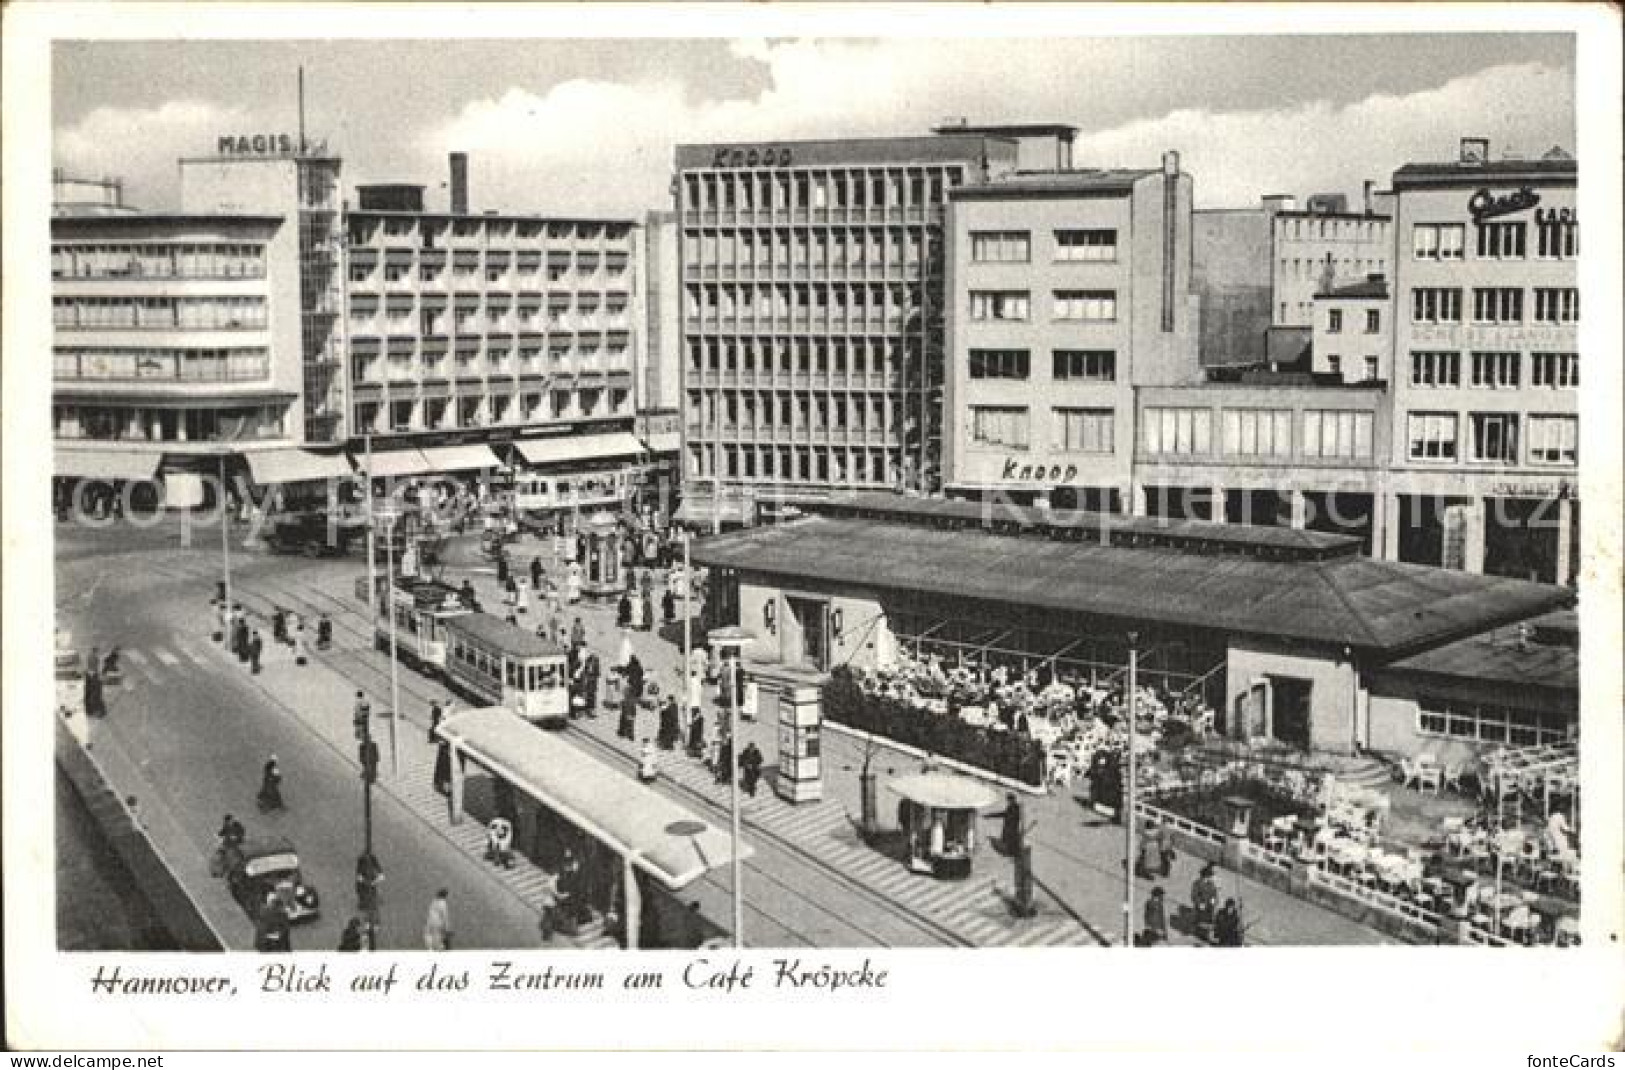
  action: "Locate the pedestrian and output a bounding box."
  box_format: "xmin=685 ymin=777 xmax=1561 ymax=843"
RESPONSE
xmin=639 ymin=739 xmax=658 ymax=783
xmin=258 ymin=755 xmax=283 ymax=811
xmin=83 ymin=671 xmax=106 ymax=719
xmin=1143 ymin=886 xmax=1169 ymax=946
xmin=292 ymin=627 xmax=308 ymax=667
xmin=487 ymin=817 xmax=515 ymax=868
xmin=625 ymin=654 xmax=645 ymax=704
xmin=1191 ymin=863 xmax=1220 ymax=942
xmin=570 ymin=616 xmax=586 ymax=650
xmin=657 ymin=696 xmax=680 ymax=751
xmin=316 ymin=615 xmax=333 ymax=651
xmin=354 ymin=691 xmax=371 ymax=731
xmin=272 ymin=608 xmax=288 ymax=645
xmin=641 ymin=588 xmax=655 ymax=633
xmin=428 ymin=701 xmax=443 ymax=743
xmin=999 ymin=791 xmax=1024 ymax=856
xmin=338 ymin=917 xmax=365 ymax=952
xmin=714 ymin=733 xmax=734 ymax=786
xmin=460 ymin=579 xmax=476 ymax=608
xmin=662 ymin=587 xmax=676 ymax=626
xmin=617 ymin=687 xmax=637 ymax=741
xmin=536 ymin=872 xmax=560 ymax=945
xmin=1214 ymin=898 xmax=1244 ymax=947
xmin=423 ymin=889 xmax=452 ymax=951
xmin=355 ymin=851 xmax=384 ymax=915
xmin=255 ymin=892 xmax=293 ymax=952
xmin=583 ymin=654 xmax=601 ymax=719
xmin=686 ymin=709 xmax=706 ymax=759
xmin=497 ymin=552 xmax=509 ymax=586
xmin=616 ymin=593 xmax=632 ymax=629
xmin=530 ymin=557 xmax=543 ymax=590
xmin=739 ymin=742 xmax=763 ymax=797
xmin=516 ymin=579 xmax=530 ymax=616
xmin=1136 ymin=821 xmax=1164 ymax=879
xmin=249 ymin=630 xmax=263 ymax=675
xmin=433 ymin=738 xmax=452 ymax=796
xmin=1154 ymin=821 xmax=1176 ymax=878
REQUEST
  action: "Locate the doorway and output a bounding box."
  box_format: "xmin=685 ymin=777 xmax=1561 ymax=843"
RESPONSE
xmin=1268 ymin=675 xmax=1313 ymax=750
xmin=785 ymin=596 xmax=829 ymax=672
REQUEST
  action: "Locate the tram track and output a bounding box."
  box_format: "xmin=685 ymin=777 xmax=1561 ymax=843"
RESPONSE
xmin=144 ymin=555 xmax=967 ymax=948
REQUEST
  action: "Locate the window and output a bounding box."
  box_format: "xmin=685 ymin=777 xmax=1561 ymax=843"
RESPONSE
xmin=1408 ymin=412 xmax=1459 ymax=461
xmin=968 ymin=349 xmax=1030 ymax=380
xmin=1327 ymin=309 xmax=1343 ymax=333
xmin=1469 ymin=412 xmax=1519 ymax=463
xmin=1364 ymin=356 xmax=1380 ymax=382
xmin=970 ymin=231 xmax=1030 ymax=263
xmin=1469 ymin=351 xmax=1520 ymax=389
xmin=1411 ymin=351 xmax=1460 ymax=387
xmin=1327 ymin=356 xmax=1341 ymax=376
xmin=1472 ymin=287 xmax=1523 ymax=324
xmin=1536 ymin=216 xmax=1579 ymax=259
xmin=1053 ymin=290 xmax=1116 ymax=321
xmin=969 ymin=406 xmax=1029 ymax=449
xmin=1141 ymin=407 xmax=1212 ymax=456
xmin=1533 ymin=288 xmax=1579 ymax=324
xmin=1220 ymin=409 xmax=1292 ymax=458
xmin=969 ymin=291 xmax=1029 ymax=321
xmin=1418 ymin=698 xmax=1568 ymax=748
xmin=1365 ymin=309 xmax=1381 ymax=334
xmin=1411 ymin=288 xmax=1462 ymax=323
xmin=1531 ymin=352 xmax=1579 ymax=389
xmin=1054 ymin=229 xmax=1117 ymax=261
xmin=1053 ymin=408 xmax=1115 ymax=453
xmin=1527 ymin=415 xmax=1578 ymax=465
xmin=1303 ymin=410 xmax=1374 ymax=459
xmin=1052 ymin=349 xmax=1115 ymax=382
xmin=1412 ymin=223 xmax=1465 ymax=260
xmin=1475 ymin=221 xmax=1527 ymax=259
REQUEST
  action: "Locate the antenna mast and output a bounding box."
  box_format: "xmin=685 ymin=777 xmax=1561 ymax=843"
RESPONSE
xmin=298 ymin=66 xmax=306 ymax=153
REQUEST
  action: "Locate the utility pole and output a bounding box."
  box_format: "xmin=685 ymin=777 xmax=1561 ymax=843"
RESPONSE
xmin=355 ymin=696 xmax=380 ymax=950
xmin=1123 ymin=631 xmax=1139 ymax=948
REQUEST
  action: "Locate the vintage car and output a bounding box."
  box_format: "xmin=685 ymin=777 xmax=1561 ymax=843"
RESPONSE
xmin=226 ymin=837 xmax=321 ymax=924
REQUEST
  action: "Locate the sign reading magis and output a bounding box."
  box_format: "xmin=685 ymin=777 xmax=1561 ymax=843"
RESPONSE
xmin=216 ymin=134 xmax=299 ymax=156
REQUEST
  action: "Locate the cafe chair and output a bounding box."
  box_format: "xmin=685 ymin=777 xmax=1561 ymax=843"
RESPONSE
xmin=1441 ymin=761 xmax=1467 ymax=795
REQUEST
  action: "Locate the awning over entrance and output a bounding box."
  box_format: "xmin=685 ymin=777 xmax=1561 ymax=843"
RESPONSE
xmin=514 ymin=432 xmax=644 ymax=467
xmin=437 ymin=707 xmax=749 ymax=889
xmin=355 ymin=448 xmax=433 ymax=479
xmin=244 ymin=448 xmax=354 ymax=486
xmin=417 ymin=443 xmax=502 ymax=473
xmin=641 ymin=431 xmax=681 ymax=455
xmin=54 ymin=447 xmax=163 ymax=482
xmin=673 ymin=500 xmax=751 ymax=527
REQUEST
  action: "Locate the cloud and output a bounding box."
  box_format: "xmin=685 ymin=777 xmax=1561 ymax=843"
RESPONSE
xmin=421 ymin=42 xmax=1574 ymax=218
xmin=54 ymin=100 xmax=257 ymax=211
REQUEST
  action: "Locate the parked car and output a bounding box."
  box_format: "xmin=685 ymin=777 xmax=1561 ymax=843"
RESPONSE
xmin=226 ymin=837 xmax=320 ymax=924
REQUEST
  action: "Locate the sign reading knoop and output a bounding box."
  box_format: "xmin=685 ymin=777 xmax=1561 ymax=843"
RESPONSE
xmin=1001 ymin=458 xmax=1079 ymax=483
xmin=217 ymin=134 xmax=298 ymax=156
xmin=712 ymin=146 xmax=795 ymax=168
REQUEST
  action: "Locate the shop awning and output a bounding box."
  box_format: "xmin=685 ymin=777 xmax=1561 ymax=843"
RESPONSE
xmin=244 ymin=448 xmax=354 ymax=486
xmin=673 ymin=500 xmax=751 ymax=526
xmin=888 ymin=773 xmax=999 ymax=811
xmin=418 ymin=443 xmax=501 ymax=473
xmin=54 ymin=447 xmax=163 ymax=482
xmin=513 ymin=432 xmax=644 ymax=467
xmin=356 ymin=448 xmax=434 ymax=479
xmin=437 ymin=707 xmax=750 ymax=889
xmin=641 ymin=431 xmax=681 ymax=455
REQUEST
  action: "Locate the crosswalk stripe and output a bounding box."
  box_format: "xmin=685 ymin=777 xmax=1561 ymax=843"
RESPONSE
xmin=123 ymin=649 xmax=149 ymax=666
xmin=155 ymin=649 xmax=181 ymax=667
xmin=177 ymin=642 xmax=211 ymax=668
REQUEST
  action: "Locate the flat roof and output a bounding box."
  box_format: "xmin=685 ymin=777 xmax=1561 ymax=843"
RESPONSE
xmin=348 ymin=209 xmax=638 ymax=227
xmin=933 ymin=123 xmax=1079 ymax=140
xmin=691 ymin=515 xmax=1572 ymax=657
xmin=675 ymin=133 xmax=1016 ymax=171
xmin=52 ymin=214 xmax=283 ymax=232
xmin=437 ymin=707 xmax=748 ymax=888
xmin=1393 ymin=158 xmax=1576 ymax=190
xmin=1378 ymin=625 xmax=1577 ymax=699
xmin=952 ymin=169 xmax=1156 ymax=199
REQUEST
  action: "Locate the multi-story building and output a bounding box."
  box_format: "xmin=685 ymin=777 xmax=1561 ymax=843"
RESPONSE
xmin=672 ymin=128 xmax=1028 ymax=522
xmin=942 ymin=151 xmax=1199 ymax=510
xmin=1310 ymin=275 xmax=1391 ymax=385
xmin=1384 ymin=138 xmax=1579 ymax=584
xmin=52 ymin=170 xmax=138 ymax=218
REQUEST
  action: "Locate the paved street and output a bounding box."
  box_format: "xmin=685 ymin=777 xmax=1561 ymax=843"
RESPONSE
xmin=56 ymin=513 xmax=1394 ymax=948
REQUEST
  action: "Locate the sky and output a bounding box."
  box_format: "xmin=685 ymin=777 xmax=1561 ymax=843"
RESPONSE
xmin=53 ymin=34 xmax=1576 ymax=219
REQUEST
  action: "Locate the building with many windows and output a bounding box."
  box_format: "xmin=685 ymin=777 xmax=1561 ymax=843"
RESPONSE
xmin=943 ymin=151 xmax=1199 ymax=509
xmin=1384 ymin=138 xmax=1578 ymax=583
xmin=673 ymin=128 xmax=1027 ymax=522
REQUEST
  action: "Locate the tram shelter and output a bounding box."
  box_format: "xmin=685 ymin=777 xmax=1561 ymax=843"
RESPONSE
xmin=436 ymin=707 xmax=750 ymax=948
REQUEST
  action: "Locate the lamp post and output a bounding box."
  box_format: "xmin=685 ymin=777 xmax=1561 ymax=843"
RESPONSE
xmin=380 ymin=505 xmax=402 ymax=778
xmin=726 ymin=659 xmax=744 ymax=949
xmin=681 ymin=530 xmax=694 ymax=714
xmin=363 ymin=433 xmax=378 ymax=622
xmin=1122 ymin=631 xmax=1139 ymax=948
xmin=218 ymin=452 xmax=233 ymax=634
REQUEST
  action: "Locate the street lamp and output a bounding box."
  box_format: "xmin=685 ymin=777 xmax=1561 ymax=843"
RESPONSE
xmin=218 ymin=452 xmax=233 ymax=635
xmin=1123 ymin=631 xmax=1139 ymax=948
xmin=378 ymin=504 xmax=402 ymax=778
xmin=725 ymin=650 xmax=744 ymax=949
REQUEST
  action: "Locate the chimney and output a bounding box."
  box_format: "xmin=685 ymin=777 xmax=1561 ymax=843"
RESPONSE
xmin=1460 ymin=137 xmax=1489 ymax=165
xmin=1362 ymin=180 xmax=1375 ymax=216
xmin=1162 ymin=150 xmax=1180 ymax=176
xmin=449 ymin=152 xmax=469 ymax=215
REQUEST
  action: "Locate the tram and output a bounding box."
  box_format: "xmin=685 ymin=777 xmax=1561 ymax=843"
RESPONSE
xmin=440 ymin=614 xmax=570 ymax=727
xmin=370 ymin=577 xmax=472 ymax=672
xmin=512 ymin=468 xmax=634 ymax=515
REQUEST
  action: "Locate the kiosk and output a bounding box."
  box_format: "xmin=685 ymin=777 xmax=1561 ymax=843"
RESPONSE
xmin=581 ymin=511 xmax=626 ymax=600
xmin=774 ymin=685 xmax=823 ymax=803
xmin=889 ymin=773 xmax=997 ymax=879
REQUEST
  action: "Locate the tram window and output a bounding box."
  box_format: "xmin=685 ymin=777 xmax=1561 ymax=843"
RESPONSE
xmin=505 ymin=662 xmax=517 ymax=687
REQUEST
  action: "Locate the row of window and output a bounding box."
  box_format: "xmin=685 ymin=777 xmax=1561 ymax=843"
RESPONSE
xmin=689 ymin=443 xmax=906 ymax=484
xmin=1324 ymin=308 xmax=1382 ymax=334
xmin=688 ymin=390 xmax=905 ymax=434
xmin=967 ymin=349 xmax=1117 ymax=382
xmin=969 ymin=290 xmax=1118 ymax=323
xmin=1411 ymin=218 xmax=1579 ymax=261
xmin=353 ymin=218 xmax=630 ymax=243
xmin=684 ymin=228 xmax=934 ymax=271
xmin=967 ymin=407 xmax=1117 ymax=453
xmin=1139 ymin=407 xmax=1376 ymax=461
xmin=354 ymin=388 xmax=627 ymax=434
xmin=53 ymin=346 xmax=269 ymax=382
xmin=687 ymin=335 xmax=917 ymax=377
xmin=1409 ymin=350 xmax=1579 ymax=390
xmin=684 ymin=281 xmax=922 ymax=319
xmin=51 ymin=243 xmax=266 ymax=281
xmin=1407 ymin=412 xmax=1576 ymax=465
xmin=1409 ymin=287 xmax=1579 ymax=325
xmin=1417 ymin=698 xmax=1571 ymax=748
xmin=969 ymin=229 xmax=1118 ymax=263
xmin=52 ymin=403 xmax=287 ymax=444
xmin=357 ymin=261 xmax=629 ymax=287
xmin=53 ymin=295 xmax=269 ymax=331
xmin=681 ymin=168 xmax=956 ymax=214
xmin=351 ymin=347 xmax=630 ymax=382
